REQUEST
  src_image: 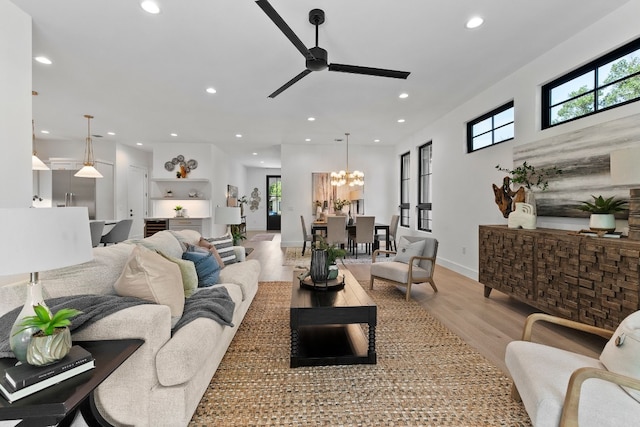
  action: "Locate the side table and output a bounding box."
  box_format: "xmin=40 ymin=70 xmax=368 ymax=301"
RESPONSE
xmin=0 ymin=339 xmax=143 ymax=427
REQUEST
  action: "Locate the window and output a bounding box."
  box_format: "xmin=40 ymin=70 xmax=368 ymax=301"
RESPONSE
xmin=542 ymin=37 xmax=640 ymax=128
xmin=467 ymin=101 xmax=514 ymax=152
xmin=417 ymin=142 xmax=432 ymax=232
xmin=400 ymin=152 xmax=410 ymax=227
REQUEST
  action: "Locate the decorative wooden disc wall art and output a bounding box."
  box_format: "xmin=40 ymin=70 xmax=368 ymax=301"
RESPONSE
xmin=164 ymin=154 xmax=198 ymax=178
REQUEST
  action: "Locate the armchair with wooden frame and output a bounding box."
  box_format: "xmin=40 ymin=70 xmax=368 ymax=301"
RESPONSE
xmin=506 ymin=312 xmax=640 ymax=427
xmin=369 ymin=236 xmax=438 ymax=301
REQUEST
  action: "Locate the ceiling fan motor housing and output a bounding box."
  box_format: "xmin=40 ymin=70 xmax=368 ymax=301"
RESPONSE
xmin=306 ymin=46 xmax=328 ymax=71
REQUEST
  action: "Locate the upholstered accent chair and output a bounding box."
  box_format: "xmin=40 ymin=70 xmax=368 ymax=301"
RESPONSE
xmin=351 ymin=215 xmax=375 ymax=258
xmin=326 ymin=215 xmax=348 ymax=248
xmin=378 ymin=214 xmax=399 ymax=251
xmin=370 ymin=236 xmax=438 ymax=301
xmin=89 ymin=221 xmax=105 ymax=248
xmin=100 ymin=219 xmax=133 ymax=246
xmin=506 ymin=312 xmax=640 ymax=427
xmin=300 ymin=215 xmax=313 ymax=255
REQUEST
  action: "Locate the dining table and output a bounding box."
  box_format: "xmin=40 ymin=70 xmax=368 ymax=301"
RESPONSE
xmin=311 ymin=220 xmax=390 ymax=252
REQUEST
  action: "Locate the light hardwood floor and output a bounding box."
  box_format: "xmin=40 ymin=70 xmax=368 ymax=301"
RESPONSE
xmin=242 ymin=231 xmax=606 ymax=375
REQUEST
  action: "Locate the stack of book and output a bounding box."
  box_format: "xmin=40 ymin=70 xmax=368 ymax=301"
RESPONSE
xmin=0 ymin=345 xmax=94 ymax=403
xmin=577 ymin=229 xmax=624 ymax=238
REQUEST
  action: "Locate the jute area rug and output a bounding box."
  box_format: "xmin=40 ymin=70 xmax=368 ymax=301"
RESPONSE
xmin=283 ymin=247 xmax=390 ymax=266
xmin=190 ymin=281 xmax=531 ymax=426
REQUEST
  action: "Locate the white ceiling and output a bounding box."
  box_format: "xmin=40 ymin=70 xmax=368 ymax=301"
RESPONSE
xmin=13 ymin=0 xmax=632 ymax=168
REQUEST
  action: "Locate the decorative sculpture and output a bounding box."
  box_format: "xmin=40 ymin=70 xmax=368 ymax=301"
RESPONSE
xmin=492 ymin=176 xmax=525 ymax=218
xmin=249 ymin=187 xmax=261 ymax=212
xmin=508 ymin=202 xmax=537 ymax=229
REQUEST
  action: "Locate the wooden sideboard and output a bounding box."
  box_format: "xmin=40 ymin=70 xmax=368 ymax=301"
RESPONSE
xmin=479 ymin=225 xmax=640 ymax=331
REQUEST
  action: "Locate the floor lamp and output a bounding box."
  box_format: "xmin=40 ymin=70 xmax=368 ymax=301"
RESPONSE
xmin=0 ymin=207 xmax=93 ymax=362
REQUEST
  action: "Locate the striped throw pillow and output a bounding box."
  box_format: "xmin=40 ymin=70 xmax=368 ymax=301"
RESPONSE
xmin=205 ymin=233 xmax=237 ymax=265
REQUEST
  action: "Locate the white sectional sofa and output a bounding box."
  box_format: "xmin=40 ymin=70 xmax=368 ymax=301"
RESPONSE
xmin=0 ymin=230 xmax=260 ymax=426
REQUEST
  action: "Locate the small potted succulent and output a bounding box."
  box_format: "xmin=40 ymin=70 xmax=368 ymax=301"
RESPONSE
xmin=174 ymin=205 xmax=183 ymax=217
xmin=13 ymin=304 xmax=82 ymax=366
xmin=578 ymin=195 xmax=628 ymax=232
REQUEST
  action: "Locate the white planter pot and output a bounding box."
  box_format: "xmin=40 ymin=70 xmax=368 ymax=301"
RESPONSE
xmin=589 ymin=213 xmax=616 ymax=232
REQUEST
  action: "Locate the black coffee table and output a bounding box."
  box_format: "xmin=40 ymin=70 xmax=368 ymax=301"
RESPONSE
xmin=0 ymin=339 xmax=143 ymax=427
xmin=290 ymin=268 xmax=377 ymax=368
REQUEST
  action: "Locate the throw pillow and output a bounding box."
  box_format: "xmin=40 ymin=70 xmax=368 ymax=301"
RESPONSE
xmin=205 ymin=233 xmax=237 ymax=265
xmin=157 ymin=251 xmax=198 ymax=298
xmin=197 ymin=239 xmax=226 ymax=269
xmin=600 ymin=310 xmax=640 ymax=402
xmin=393 ymin=237 xmax=427 ymax=264
xmin=182 ymin=250 xmax=221 ymax=287
xmin=114 ymin=245 xmax=185 ymax=324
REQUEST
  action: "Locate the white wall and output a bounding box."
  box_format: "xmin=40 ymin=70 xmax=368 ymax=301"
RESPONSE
xmin=280 ymin=143 xmax=395 ymax=247
xmin=0 ymin=0 xmax=31 ymax=209
xmin=395 ymin=0 xmax=640 ymax=279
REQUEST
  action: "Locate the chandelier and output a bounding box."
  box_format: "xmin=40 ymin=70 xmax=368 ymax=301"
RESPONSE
xmin=74 ymin=114 xmax=103 ymax=178
xmin=330 ymin=132 xmax=364 ymax=187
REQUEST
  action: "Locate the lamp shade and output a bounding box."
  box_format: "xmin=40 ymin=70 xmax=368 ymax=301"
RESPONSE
xmin=32 ymin=154 xmax=50 ymax=171
xmin=75 ymin=165 xmax=103 ymax=178
xmin=0 ymin=207 xmax=93 ymax=276
xmin=215 ymin=206 xmax=241 ymax=225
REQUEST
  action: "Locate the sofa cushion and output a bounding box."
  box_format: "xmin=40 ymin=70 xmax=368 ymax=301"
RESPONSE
xmin=41 ymin=243 xmax=135 ymax=298
xmin=114 ymin=245 xmax=185 ymax=325
xmin=218 ymin=259 xmax=261 ymax=300
xmin=136 ymin=230 xmax=184 ymax=259
xmin=157 ymin=251 xmax=198 ymax=298
xmin=155 ymin=283 xmax=243 ymax=387
xmin=393 ymin=237 xmax=426 ymax=264
xmin=600 ymin=310 xmax=640 ymax=402
xmin=205 ymin=233 xmax=237 ymax=265
xmin=169 ymin=229 xmax=202 ymax=247
xmin=182 ymin=250 xmax=221 ymax=287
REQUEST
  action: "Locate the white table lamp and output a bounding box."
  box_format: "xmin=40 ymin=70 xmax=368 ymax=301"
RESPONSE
xmin=215 ymin=206 xmax=241 ymax=235
xmin=0 ymin=207 xmax=93 ymax=362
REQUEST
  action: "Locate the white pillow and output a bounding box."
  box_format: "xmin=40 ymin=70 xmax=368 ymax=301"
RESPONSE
xmin=393 ymin=237 xmax=426 ymax=264
xmin=600 ymin=310 xmax=640 ymax=402
xmin=114 ymin=245 xmax=185 ymax=325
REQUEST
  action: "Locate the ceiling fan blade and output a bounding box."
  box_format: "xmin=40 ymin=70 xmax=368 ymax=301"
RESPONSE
xmin=255 ymin=0 xmax=315 ymax=61
xmin=268 ymin=69 xmax=313 ymax=98
xmin=328 ymin=63 xmax=410 ymax=79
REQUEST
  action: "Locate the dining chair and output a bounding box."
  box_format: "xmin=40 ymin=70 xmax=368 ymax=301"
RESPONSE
xmin=352 ymin=216 xmax=375 ymax=258
xmin=89 ymin=221 xmax=105 ymax=248
xmin=300 ymin=215 xmax=314 ymax=255
xmin=100 ymin=219 xmax=133 ymax=246
xmin=326 ymin=215 xmax=348 ymax=248
xmin=378 ymin=214 xmax=399 ymax=251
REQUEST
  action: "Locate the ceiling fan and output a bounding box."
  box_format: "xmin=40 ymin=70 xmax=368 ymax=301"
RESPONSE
xmin=255 ymin=0 xmax=411 ymax=98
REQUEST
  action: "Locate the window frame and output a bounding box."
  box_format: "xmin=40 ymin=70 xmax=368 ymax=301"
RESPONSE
xmin=417 ymin=142 xmax=432 ymax=232
xmin=466 ymin=101 xmax=515 ymax=153
xmin=542 ymin=37 xmax=640 ymax=129
xmin=399 ymin=151 xmax=410 ymax=228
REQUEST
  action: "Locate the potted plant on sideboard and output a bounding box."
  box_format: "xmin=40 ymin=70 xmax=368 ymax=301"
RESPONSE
xmin=578 ymin=195 xmax=628 ymax=232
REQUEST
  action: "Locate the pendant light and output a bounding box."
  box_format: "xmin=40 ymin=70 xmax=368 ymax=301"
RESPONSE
xmin=330 ymin=132 xmax=364 ymax=187
xmin=74 ymin=114 xmax=103 ymax=178
xmin=31 ymin=91 xmax=49 ymax=170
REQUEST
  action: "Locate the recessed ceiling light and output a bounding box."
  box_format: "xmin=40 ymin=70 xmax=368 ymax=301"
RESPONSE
xmin=40 ymin=130 xmax=49 ymax=134
xmin=252 ymin=152 xmax=258 ymax=156
xmin=107 ymin=132 xmax=115 ymax=136
xmin=260 ymin=161 xmax=264 ymax=164
xmin=374 ymin=139 xmax=380 ymax=143
xmin=307 ymin=117 xmax=315 ymax=121
xmin=136 ymin=142 xmax=143 ymax=146
xmin=34 ymin=56 xmax=52 ymax=65
xmin=141 ymin=1 xmax=160 ymax=14
xmin=236 ymin=134 xmax=242 ymax=138
xmin=397 ymin=119 xmax=406 ymax=123
xmin=305 ymin=138 xmax=311 ymax=142
xmin=466 ymin=16 xmax=484 ymax=29
xmin=206 ymin=87 xmax=217 ymax=94
xmin=399 ymin=93 xmax=409 ymax=99
xmin=170 ymin=133 xmax=178 ymax=137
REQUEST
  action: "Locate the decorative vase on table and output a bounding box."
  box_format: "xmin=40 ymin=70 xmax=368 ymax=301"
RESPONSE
xmin=27 ymin=327 xmax=72 ymax=366
xmin=589 ymin=213 xmax=616 ymax=232
xmin=310 ymin=249 xmax=329 ymax=283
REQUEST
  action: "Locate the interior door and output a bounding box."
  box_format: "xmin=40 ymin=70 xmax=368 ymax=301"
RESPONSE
xmin=266 ymin=175 xmax=281 ymax=231
xmin=128 ymin=165 xmax=148 ymax=239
